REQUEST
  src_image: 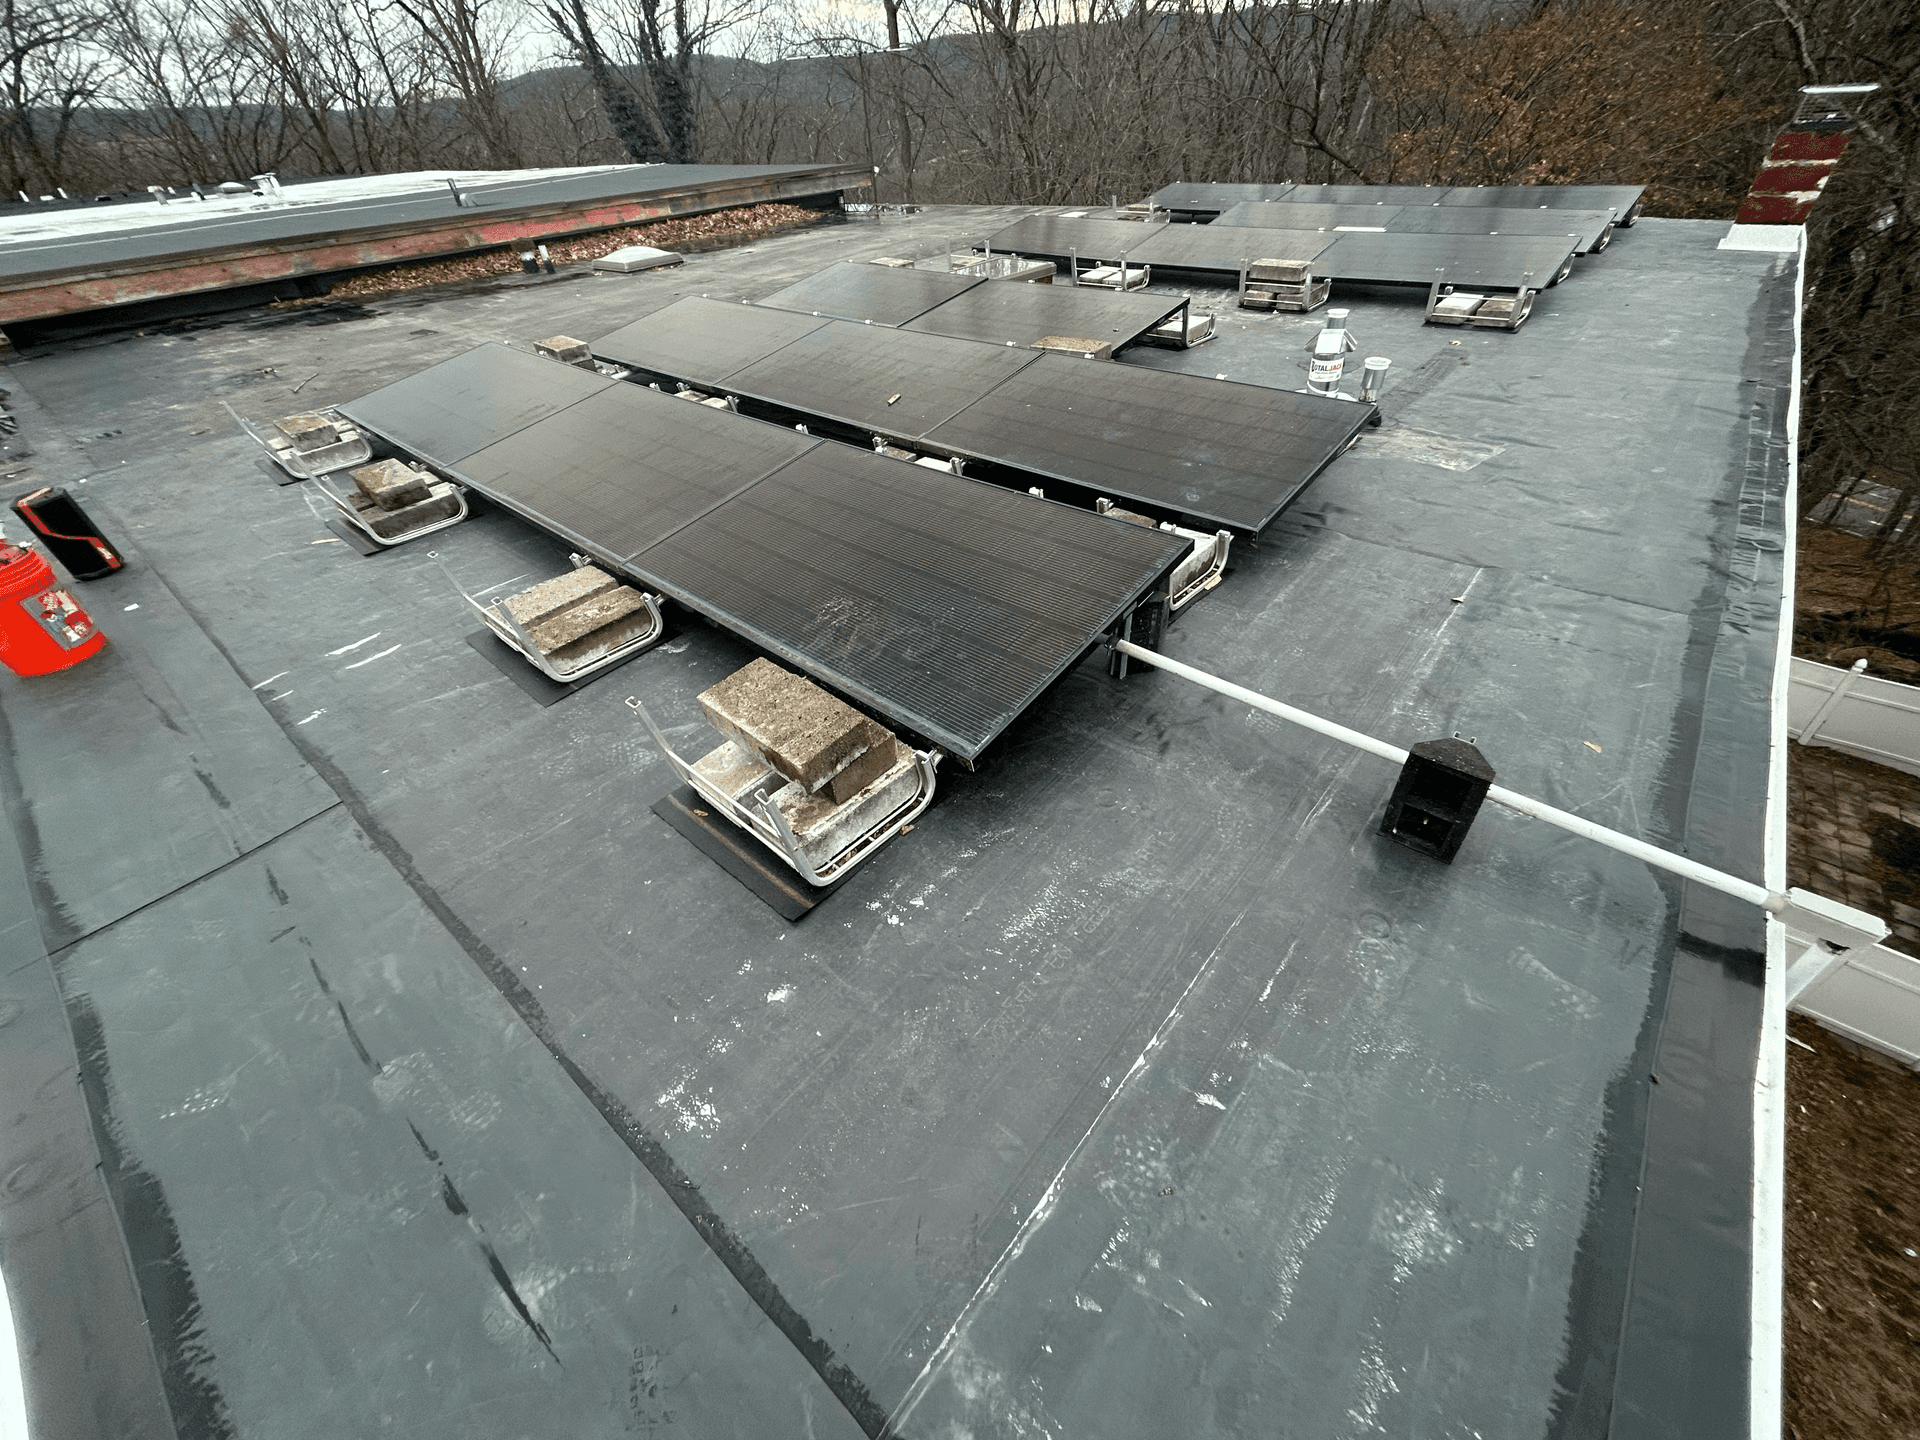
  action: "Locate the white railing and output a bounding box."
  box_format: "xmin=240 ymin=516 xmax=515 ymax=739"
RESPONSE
xmin=1789 ymin=656 xmax=1920 ymax=777
xmin=1793 ymin=940 xmax=1920 ymax=1066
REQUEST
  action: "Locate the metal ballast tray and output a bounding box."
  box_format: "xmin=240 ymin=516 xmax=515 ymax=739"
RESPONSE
xmin=981 ymin=215 xmax=1578 ymax=290
xmin=591 ymin=297 xmax=1370 ymax=532
xmin=338 ymin=343 xmax=1188 ymax=762
xmin=757 ymin=263 xmax=987 ymax=326
xmin=1211 ymin=200 xmax=1617 ymax=254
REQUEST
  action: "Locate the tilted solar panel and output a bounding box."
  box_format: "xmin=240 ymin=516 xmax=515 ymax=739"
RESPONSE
xmin=450 ymin=383 xmax=818 ymax=562
xmin=342 ymin=342 xmax=617 ymax=465
xmin=923 ymin=353 xmax=1372 ymax=533
xmin=594 ymin=297 xmax=829 ymax=390
xmin=630 ymin=444 xmax=1188 ymax=759
xmin=757 ymin=264 xmax=985 ymax=325
xmin=902 ymin=282 xmax=1183 ymax=350
xmin=1147 ymin=181 xmax=1297 ymax=212
xmin=1211 ymin=201 xmax=1616 ymax=254
xmin=720 ymin=318 xmax=1044 ymax=440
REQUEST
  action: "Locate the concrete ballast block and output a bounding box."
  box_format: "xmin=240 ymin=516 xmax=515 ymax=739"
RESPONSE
xmin=698 ymin=658 xmax=896 ymax=796
xmin=533 ymin=335 xmax=596 ymax=370
xmin=503 ymin=567 xmax=619 ymax=627
xmin=349 ymin=458 xmax=433 ymax=511
xmin=277 ymin=412 xmax=338 ymax=449
xmin=347 ymin=482 xmax=460 ymax=537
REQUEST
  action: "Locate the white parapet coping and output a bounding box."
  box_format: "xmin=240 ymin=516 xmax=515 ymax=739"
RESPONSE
xmin=1720 ymin=222 xmax=1805 ymax=253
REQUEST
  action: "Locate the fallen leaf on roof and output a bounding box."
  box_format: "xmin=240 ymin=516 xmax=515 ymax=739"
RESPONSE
xmin=1584 ymin=741 xmax=1602 ymax=753
xmin=887 ymin=393 xmax=902 ymax=405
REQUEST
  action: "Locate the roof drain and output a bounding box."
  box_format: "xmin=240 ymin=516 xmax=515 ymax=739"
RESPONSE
xmin=1103 ymin=636 xmax=1889 ymax=961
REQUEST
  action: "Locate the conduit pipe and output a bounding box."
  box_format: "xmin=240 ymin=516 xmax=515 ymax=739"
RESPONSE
xmin=1111 ymin=638 xmax=1782 ymax=911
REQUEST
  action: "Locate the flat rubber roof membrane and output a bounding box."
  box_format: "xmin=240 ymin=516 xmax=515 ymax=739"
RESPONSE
xmin=342 ymin=341 xmax=617 ymax=464
xmin=631 ymin=444 xmax=1188 ymax=759
xmin=450 ymin=382 xmax=818 ymax=561
xmin=756 ymin=263 xmax=985 ymax=325
xmin=1212 ymin=200 xmax=1617 ymax=254
xmin=902 ymin=281 xmax=1184 ymax=350
xmin=923 ymin=353 xmax=1373 ymax=532
xmin=593 ymin=297 xmax=829 ymax=390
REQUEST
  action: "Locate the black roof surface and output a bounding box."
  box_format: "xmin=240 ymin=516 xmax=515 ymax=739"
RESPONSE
xmin=0 ymin=201 xmax=1791 ymax=1440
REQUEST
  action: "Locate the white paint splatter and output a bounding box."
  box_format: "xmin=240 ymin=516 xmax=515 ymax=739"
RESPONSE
xmin=343 ymin=643 xmax=402 ymax=670
xmin=251 ymin=671 xmax=289 ymax=689
xmin=326 ymin=631 xmax=382 ymax=656
xmin=295 ymin=710 xmax=325 ymax=725
xmin=1194 ymin=1092 xmax=1226 ymax=1111
xmin=766 ymin=986 xmax=794 ymax=1004
xmin=1074 ymin=1295 xmax=1103 ymax=1312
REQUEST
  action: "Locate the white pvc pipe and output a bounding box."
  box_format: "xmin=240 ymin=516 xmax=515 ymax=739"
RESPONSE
xmin=1113 ymin=639 xmax=1780 ymax=911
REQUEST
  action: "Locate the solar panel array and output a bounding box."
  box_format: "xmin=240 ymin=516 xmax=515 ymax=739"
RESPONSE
xmin=594 ymin=297 xmax=1372 ymax=532
xmin=341 ymin=343 xmax=1188 ymax=760
xmin=980 ymin=214 xmax=1577 ymax=289
xmin=1147 ymin=180 xmax=1647 ymax=224
xmin=1210 ymin=200 xmax=1617 ymax=254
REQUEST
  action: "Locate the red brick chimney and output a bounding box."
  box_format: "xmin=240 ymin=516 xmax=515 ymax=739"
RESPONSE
xmin=1721 ymin=83 xmax=1880 ymax=252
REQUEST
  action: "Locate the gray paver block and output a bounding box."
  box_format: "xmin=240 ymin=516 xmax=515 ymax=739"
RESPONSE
xmin=698 ymin=658 xmax=894 ymax=795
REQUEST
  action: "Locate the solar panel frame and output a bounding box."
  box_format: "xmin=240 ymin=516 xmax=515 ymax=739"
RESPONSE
xmin=629 ymin=444 xmax=1189 ymax=759
xmin=923 ymin=353 xmax=1373 ymax=533
xmin=1437 ymin=184 xmax=1646 ymax=220
xmin=757 ymin=264 xmax=988 ymax=326
xmin=340 ymin=342 xmax=618 ymax=465
xmin=1211 ymin=200 xmax=1616 ymax=254
xmin=901 ymin=282 xmax=1185 ymax=351
xmin=593 ymin=297 xmax=831 ymax=390
xmin=971 ymin=215 xmax=1170 ymax=265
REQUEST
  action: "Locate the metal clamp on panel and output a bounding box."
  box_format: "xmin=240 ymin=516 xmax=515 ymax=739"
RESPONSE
xmin=1425 ymin=282 xmax=1535 ymax=331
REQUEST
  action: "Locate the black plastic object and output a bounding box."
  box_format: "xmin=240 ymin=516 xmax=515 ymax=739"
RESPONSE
xmin=11 ymin=486 xmax=125 ymax=579
xmin=651 ymin=785 xmax=854 ymax=920
xmin=1379 ymin=737 xmax=1495 ymax=863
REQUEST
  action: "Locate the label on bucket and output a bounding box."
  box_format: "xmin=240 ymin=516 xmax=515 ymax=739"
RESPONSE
xmin=25 ymin=588 xmax=94 ymax=648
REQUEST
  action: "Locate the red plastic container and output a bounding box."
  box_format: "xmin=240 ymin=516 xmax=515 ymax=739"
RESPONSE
xmin=0 ymin=542 xmax=109 ymax=676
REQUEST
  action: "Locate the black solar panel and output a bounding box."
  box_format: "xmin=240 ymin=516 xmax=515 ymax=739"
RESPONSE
xmin=974 ymin=215 xmax=1168 ymax=264
xmin=981 ymin=215 xmax=1331 ymax=273
xmin=758 ymin=264 xmax=985 ymax=325
xmin=594 ymin=297 xmax=828 ymax=389
xmin=342 ymin=343 xmax=616 ymax=464
xmin=1437 ymin=184 xmax=1646 ymax=220
xmin=985 ymin=214 xmax=1575 ymax=287
xmin=925 ymin=355 xmax=1371 ymax=532
xmin=450 ymin=384 xmax=818 ymax=562
xmin=902 ymin=283 xmax=1183 ymax=350
xmin=721 ymin=319 xmax=1043 ymax=440
xmin=1212 ymin=201 xmax=1615 ymax=254
xmin=630 ymin=445 xmax=1188 ymax=759
xmin=1147 ymin=182 xmax=1296 ymax=213
xmin=1128 ymin=224 xmax=1334 ymax=272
